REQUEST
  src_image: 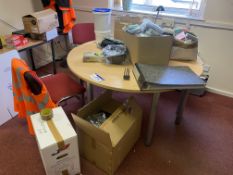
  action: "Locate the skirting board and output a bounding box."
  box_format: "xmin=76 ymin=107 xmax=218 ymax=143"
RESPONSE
xmin=206 ymin=86 xmax=233 ymax=98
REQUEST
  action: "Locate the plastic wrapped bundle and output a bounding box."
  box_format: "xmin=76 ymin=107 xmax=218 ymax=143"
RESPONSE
xmin=85 ymin=112 xmax=110 ymax=127
xmin=102 ymin=44 xmax=127 ymax=64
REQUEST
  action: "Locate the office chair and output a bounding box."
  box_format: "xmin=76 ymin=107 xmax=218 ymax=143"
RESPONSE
xmin=60 ymin=23 xmax=95 ymax=68
xmin=72 ymin=23 xmax=95 ymax=44
xmin=71 ymin=23 xmax=96 ymax=90
xmin=12 ymin=58 xmax=86 ymax=113
xmin=41 ymin=73 xmax=86 ymax=105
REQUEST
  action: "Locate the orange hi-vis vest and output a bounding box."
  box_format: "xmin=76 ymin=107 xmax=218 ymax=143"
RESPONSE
xmin=11 ymin=58 xmax=56 ymax=135
xmin=45 ymin=0 xmax=76 ymax=33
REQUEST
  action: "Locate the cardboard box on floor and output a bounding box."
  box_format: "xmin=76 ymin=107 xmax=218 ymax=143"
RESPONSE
xmin=23 ymin=9 xmax=59 ymax=34
xmin=114 ymin=16 xmax=173 ymax=65
xmin=30 ymin=107 xmax=81 ymax=175
xmin=72 ymin=92 xmax=142 ymax=175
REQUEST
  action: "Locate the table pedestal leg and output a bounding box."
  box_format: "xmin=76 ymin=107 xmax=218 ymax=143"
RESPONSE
xmin=28 ymin=49 xmax=36 ymax=70
xmin=87 ymin=83 xmax=94 ymax=102
xmin=175 ymin=90 xmax=189 ymax=125
xmin=145 ymin=93 xmax=160 ymax=146
xmin=50 ymin=40 xmax=56 ymax=74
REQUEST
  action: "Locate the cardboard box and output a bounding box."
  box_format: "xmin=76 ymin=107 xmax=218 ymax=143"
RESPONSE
xmin=42 ymin=28 xmax=58 ymax=41
xmin=23 ymin=9 xmax=59 ymax=34
xmin=114 ymin=16 xmax=173 ymax=65
xmin=170 ymin=46 xmax=198 ymax=61
xmin=123 ymin=32 xmax=173 ymax=65
xmin=114 ymin=16 xmax=141 ymax=41
xmin=30 ymin=28 xmax=58 ymax=41
xmin=30 ymin=107 xmax=81 ymax=175
xmin=72 ymin=92 xmax=142 ymax=175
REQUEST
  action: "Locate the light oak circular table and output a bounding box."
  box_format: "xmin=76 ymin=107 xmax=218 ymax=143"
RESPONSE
xmin=67 ymin=41 xmax=203 ymax=146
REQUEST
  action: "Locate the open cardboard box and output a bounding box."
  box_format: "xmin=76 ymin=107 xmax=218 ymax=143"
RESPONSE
xmin=114 ymin=16 xmax=173 ymax=65
xmin=72 ymin=92 xmax=142 ymax=175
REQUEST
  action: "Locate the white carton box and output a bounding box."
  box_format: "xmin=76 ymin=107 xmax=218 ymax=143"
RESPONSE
xmin=30 ymin=28 xmax=58 ymax=41
xmin=30 ymin=107 xmax=81 ymax=175
xmin=43 ymin=28 xmax=58 ymax=41
xmin=0 ymin=50 xmax=18 ymax=125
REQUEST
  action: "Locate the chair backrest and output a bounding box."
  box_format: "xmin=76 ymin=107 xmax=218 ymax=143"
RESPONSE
xmin=72 ymin=23 xmax=95 ymax=44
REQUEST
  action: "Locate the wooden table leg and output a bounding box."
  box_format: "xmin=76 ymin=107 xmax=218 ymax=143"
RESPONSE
xmin=175 ymin=90 xmax=190 ymax=125
xmin=28 ymin=49 xmax=36 ymax=70
xmin=145 ymin=93 xmax=160 ymax=146
xmin=87 ymin=83 xmax=94 ymax=102
xmin=50 ymin=40 xmax=56 ymax=74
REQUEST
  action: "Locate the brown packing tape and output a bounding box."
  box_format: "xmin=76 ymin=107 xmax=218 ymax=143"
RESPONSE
xmin=46 ymin=120 xmax=65 ymax=151
xmin=62 ymin=169 xmax=69 ymax=175
xmin=91 ymin=138 xmax=96 ymax=149
xmin=40 ymin=108 xmax=53 ymax=121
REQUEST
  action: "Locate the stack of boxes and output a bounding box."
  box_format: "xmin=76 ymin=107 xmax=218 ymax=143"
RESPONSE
xmin=22 ymin=9 xmax=59 ymax=41
xmin=0 ymin=9 xmax=59 ymax=50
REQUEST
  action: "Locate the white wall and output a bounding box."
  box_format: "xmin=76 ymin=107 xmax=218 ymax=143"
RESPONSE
xmin=0 ymin=0 xmax=35 ymax=35
xmin=73 ymin=0 xmax=233 ymax=98
xmin=73 ymin=0 xmax=112 ymax=9
xmin=187 ymin=0 xmax=233 ymax=97
xmin=73 ymin=0 xmax=112 ymax=23
xmin=204 ymin=0 xmax=233 ymax=23
xmin=191 ymin=27 xmax=233 ymax=97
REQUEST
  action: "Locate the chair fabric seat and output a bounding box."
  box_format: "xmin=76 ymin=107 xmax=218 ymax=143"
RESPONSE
xmin=41 ymin=73 xmax=85 ymax=103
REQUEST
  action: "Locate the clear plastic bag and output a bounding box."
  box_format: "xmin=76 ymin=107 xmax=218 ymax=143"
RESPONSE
xmin=85 ymin=112 xmax=110 ymax=127
xmin=102 ymin=44 xmax=127 ymax=64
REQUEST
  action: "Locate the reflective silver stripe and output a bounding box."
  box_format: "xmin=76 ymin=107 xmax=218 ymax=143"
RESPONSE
xmin=16 ymin=94 xmax=36 ymax=103
xmin=16 ymin=67 xmax=23 ymax=81
xmin=26 ymin=110 xmax=37 ymax=116
xmin=24 ymin=95 xmax=36 ymax=103
xmin=18 ymin=95 xmax=24 ymax=102
xmin=13 ymin=82 xmax=21 ymax=89
xmin=14 ymin=67 xmax=23 ymax=88
xmin=38 ymin=94 xmax=49 ymax=110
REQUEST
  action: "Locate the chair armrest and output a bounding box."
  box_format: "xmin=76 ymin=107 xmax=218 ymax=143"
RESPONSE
xmin=40 ymin=74 xmax=53 ymax=79
xmin=56 ymin=96 xmax=74 ymax=106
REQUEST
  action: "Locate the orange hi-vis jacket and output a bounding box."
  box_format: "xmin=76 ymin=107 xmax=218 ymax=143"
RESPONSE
xmin=11 ymin=58 xmax=56 ymax=135
xmin=45 ymin=0 xmax=76 ymax=33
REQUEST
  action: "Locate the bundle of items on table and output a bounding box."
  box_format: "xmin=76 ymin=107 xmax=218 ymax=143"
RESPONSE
xmin=83 ymin=16 xmax=198 ymax=66
xmin=113 ymin=17 xmax=205 ymax=90
xmin=115 ymin=17 xmax=199 ymax=63
xmin=81 ymin=16 xmax=205 ymax=92
xmin=3 ymin=34 xmax=29 ymax=49
xmin=83 ymin=38 xmax=128 ymax=64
